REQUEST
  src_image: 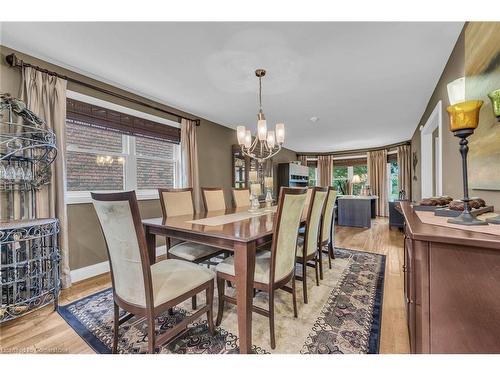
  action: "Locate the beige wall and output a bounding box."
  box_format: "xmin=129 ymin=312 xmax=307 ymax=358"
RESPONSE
xmin=411 ymin=23 xmax=500 ymax=211
xmin=411 ymin=28 xmax=465 ymax=202
xmin=0 ymin=45 xmax=297 ymax=270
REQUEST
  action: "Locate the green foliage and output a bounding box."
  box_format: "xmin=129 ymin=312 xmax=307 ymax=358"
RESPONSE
xmin=389 ymin=160 xmax=399 ymax=200
xmin=308 ymin=167 xmax=317 ymax=186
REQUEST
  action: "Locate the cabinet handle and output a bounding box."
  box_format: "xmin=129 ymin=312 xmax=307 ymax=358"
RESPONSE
xmin=406 ymin=298 xmax=414 ymax=304
xmin=402 ymin=265 xmax=407 ymax=272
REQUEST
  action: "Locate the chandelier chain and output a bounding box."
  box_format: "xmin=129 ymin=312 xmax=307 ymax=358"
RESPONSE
xmin=259 ymin=76 xmax=263 ymax=112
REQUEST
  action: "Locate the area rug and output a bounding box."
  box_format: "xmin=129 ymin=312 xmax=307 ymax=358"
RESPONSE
xmin=58 ymin=247 xmax=385 ymax=354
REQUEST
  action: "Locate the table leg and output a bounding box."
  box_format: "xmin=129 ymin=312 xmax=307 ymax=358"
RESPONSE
xmin=144 ymin=226 xmax=157 ymax=265
xmin=233 ymin=240 xmax=256 ymax=354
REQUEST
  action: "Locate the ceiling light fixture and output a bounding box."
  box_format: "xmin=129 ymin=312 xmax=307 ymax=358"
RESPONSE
xmin=236 ymin=69 xmax=284 ymax=163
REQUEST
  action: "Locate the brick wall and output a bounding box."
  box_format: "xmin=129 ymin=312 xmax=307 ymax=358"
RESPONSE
xmin=66 ymin=121 xmax=176 ymax=191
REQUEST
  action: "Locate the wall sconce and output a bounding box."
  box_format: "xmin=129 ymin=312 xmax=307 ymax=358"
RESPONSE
xmin=446 ymin=100 xmax=487 ymax=226
xmin=447 ymin=77 xmax=465 ymax=105
xmin=488 ymin=89 xmax=500 ymax=122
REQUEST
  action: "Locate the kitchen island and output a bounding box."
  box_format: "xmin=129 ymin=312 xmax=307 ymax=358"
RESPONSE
xmin=337 ymin=195 xmax=378 ymax=228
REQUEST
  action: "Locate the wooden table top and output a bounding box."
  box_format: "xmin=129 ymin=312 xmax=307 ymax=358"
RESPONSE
xmin=400 ymin=201 xmax=500 ymax=250
xmin=143 ymin=207 xmax=278 ymax=243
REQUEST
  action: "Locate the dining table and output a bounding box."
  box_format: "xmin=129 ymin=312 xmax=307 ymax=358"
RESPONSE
xmin=142 ymin=206 xmax=287 ymax=354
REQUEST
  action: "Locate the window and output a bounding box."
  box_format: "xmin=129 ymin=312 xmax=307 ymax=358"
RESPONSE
xmin=65 ymin=95 xmax=180 ymax=203
xmin=333 ymin=166 xmax=348 ymax=194
xmin=352 ymin=165 xmax=368 ymax=195
xmin=66 ymin=121 xmax=126 ymax=191
xmin=135 ymin=136 xmax=176 ymax=190
xmin=332 ymin=164 xmax=368 ymax=195
xmin=308 ymin=165 xmax=317 ymax=187
xmin=388 ymin=160 xmax=399 ymax=201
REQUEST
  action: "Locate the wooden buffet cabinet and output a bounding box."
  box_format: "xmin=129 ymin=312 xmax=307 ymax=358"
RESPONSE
xmin=400 ymin=202 xmax=500 ymax=353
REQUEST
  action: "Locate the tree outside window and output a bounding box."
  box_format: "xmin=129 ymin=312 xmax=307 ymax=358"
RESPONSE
xmin=352 ymin=165 xmax=368 ymax=195
xmin=389 ymin=160 xmax=399 ymax=201
xmin=308 ymin=166 xmax=317 ymax=187
xmin=333 ymin=166 xmax=348 ymax=194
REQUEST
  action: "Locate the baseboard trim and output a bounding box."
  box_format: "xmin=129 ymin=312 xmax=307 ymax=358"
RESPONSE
xmin=70 ymin=246 xmax=168 ymax=283
xmin=70 ymin=261 xmax=110 ymax=283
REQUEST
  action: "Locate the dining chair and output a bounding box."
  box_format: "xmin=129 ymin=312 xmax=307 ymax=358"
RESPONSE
xmin=318 ymin=187 xmax=337 ymax=279
xmin=158 ymin=187 xmax=226 ymax=309
xmin=296 ymin=187 xmax=327 ymax=304
xmin=232 ymin=187 xmax=251 ymax=208
xmin=202 ymin=187 xmax=227 ymax=211
xmin=215 ymin=187 xmax=307 ymax=349
xmin=298 ymin=187 xmax=313 ymax=235
xmin=91 ymin=191 xmax=215 ymax=354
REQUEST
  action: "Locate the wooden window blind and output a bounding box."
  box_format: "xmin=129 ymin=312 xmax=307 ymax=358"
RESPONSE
xmin=66 ymin=98 xmax=180 ymax=144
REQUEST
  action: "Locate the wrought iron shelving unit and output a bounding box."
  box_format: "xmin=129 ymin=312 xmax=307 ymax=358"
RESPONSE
xmin=1 ymin=95 xmax=60 ymax=323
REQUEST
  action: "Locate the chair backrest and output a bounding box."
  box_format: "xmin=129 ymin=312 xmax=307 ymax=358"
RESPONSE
xmin=270 ymin=187 xmax=307 ymax=283
xmin=304 ymin=187 xmax=313 ymax=207
xmin=158 ymin=188 xmax=195 ymax=217
xmin=304 ymin=187 xmax=328 ymax=256
xmin=320 ymin=188 xmax=337 ymax=243
xmin=232 ymin=188 xmax=250 ymax=208
xmin=91 ymin=191 xmax=152 ymax=309
xmin=202 ymin=187 xmax=226 ymax=211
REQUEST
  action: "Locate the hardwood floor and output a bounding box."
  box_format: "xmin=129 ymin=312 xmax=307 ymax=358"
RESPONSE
xmin=336 ymin=218 xmax=410 ymax=354
xmin=0 ymin=217 xmax=409 ymax=354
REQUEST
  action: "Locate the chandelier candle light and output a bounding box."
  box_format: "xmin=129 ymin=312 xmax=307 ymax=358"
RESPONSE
xmin=236 ymin=69 xmax=285 ymax=163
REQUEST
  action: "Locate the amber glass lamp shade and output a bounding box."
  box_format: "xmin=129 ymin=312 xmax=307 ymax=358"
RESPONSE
xmin=446 ymin=100 xmax=483 ymax=132
xmin=488 ymin=89 xmax=500 ymax=120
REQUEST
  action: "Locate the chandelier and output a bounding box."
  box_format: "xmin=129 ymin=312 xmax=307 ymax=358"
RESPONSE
xmin=236 ymin=69 xmax=285 ymax=163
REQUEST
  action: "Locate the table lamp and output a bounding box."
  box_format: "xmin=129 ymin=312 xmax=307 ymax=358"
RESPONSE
xmin=446 ymin=100 xmax=487 ymax=226
xmin=351 ymin=174 xmax=362 ymax=195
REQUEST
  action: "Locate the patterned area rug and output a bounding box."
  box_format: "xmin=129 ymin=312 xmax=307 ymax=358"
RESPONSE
xmin=59 ymin=247 xmax=385 ymax=354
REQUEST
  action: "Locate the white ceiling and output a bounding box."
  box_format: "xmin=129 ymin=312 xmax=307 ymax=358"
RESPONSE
xmin=0 ymin=22 xmax=463 ymax=152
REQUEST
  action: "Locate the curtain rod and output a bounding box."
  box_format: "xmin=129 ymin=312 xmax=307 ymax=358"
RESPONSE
xmin=297 ymin=140 xmax=411 ymax=157
xmin=5 ymin=53 xmax=200 ymax=126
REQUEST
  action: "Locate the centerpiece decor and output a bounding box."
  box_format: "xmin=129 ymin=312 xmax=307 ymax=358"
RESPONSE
xmin=264 ymin=176 xmax=274 ymax=211
xmin=248 ymin=171 xmax=261 ymax=212
xmin=446 ymin=100 xmax=487 ymax=226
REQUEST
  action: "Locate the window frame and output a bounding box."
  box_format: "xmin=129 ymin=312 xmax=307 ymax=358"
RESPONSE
xmin=65 ymin=91 xmax=181 ymax=204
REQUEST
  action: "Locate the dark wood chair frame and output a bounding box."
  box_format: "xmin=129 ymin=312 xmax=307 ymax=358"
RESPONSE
xmin=318 ymin=186 xmax=337 ymax=279
xmin=92 ymin=191 xmax=215 ymax=354
xmin=215 ymin=187 xmax=307 ymax=349
xmin=158 ymin=187 xmax=227 ymax=310
xmin=231 ymin=187 xmax=251 ymax=208
xmin=201 ymin=187 xmax=227 ymax=211
xmin=296 ymin=186 xmax=328 ymax=304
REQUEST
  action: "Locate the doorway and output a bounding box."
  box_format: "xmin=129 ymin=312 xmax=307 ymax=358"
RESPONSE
xmin=420 ymin=101 xmax=443 ymax=198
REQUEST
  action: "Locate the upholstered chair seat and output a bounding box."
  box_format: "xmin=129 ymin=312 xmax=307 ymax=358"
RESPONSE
xmin=151 ymin=259 xmax=214 ymax=307
xmin=216 ymin=251 xmax=273 ymax=284
xmin=157 ymin=242 xmax=221 ymax=262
